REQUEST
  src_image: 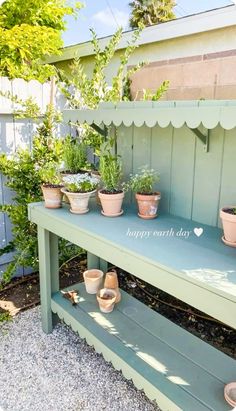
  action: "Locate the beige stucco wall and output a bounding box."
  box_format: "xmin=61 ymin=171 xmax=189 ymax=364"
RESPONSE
xmin=55 ymin=25 xmax=236 ymax=100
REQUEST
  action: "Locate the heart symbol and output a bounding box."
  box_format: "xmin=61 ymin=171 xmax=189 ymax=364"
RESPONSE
xmin=194 ymin=227 xmax=203 ymax=237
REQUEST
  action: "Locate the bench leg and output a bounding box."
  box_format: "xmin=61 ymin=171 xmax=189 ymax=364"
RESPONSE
xmin=38 ymin=227 xmax=59 ymax=334
xmin=87 ymin=252 xmax=108 ymax=273
xmin=99 ymin=258 xmax=108 ymax=273
xmin=87 ymin=252 xmax=100 ymax=269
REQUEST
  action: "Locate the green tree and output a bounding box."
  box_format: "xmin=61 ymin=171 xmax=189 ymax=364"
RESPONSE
xmin=129 ymin=0 xmax=176 ymax=29
xmin=0 ymin=0 xmax=82 ymax=82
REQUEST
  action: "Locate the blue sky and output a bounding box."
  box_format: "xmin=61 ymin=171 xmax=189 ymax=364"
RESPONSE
xmin=63 ymin=0 xmax=233 ymax=46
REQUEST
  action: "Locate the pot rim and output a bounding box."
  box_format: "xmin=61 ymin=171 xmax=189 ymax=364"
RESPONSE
xmin=98 ymin=190 xmax=124 ymax=199
xmin=61 ymin=188 xmax=97 ymax=196
xmin=220 ymin=207 xmax=236 ymax=222
xmin=83 ymin=269 xmax=104 ymax=280
xmin=97 ymin=287 xmax=117 ymax=299
xmin=136 ymin=192 xmax=161 ymax=200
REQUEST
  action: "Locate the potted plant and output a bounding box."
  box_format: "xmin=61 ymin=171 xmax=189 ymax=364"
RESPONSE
xmin=40 ymin=164 xmax=63 ymax=209
xmin=61 ymin=136 xmax=88 ymax=176
xmin=125 ymin=168 xmax=161 ymax=219
xmin=220 ymin=207 xmax=236 ymax=247
xmin=61 ymin=173 xmax=98 ymax=214
xmin=98 ymin=151 xmax=124 ymax=217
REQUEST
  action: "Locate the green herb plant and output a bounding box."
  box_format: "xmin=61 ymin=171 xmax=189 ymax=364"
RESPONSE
xmin=124 ymin=167 xmax=160 ymax=194
xmin=0 ymin=104 xmax=80 ymax=286
xmin=99 ymin=149 xmax=122 ymax=193
xmin=39 ymin=163 xmax=62 ymax=186
xmin=62 ymin=136 xmax=87 ymax=173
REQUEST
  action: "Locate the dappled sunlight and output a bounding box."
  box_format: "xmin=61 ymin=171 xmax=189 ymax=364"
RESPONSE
xmin=89 ymin=312 xmax=119 ymax=335
xmin=0 ymin=299 xmax=19 ymax=316
xmin=167 ymin=376 xmax=190 ymax=386
xmin=183 ymin=268 xmax=236 ymax=296
xmin=136 ymin=351 xmax=167 ymax=374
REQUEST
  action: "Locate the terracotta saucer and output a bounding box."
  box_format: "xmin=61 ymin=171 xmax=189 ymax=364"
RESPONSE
xmin=224 ymin=382 xmax=236 ymax=407
xmin=138 ymin=213 xmax=157 ymax=220
xmin=101 ymin=209 xmax=123 ymax=217
xmin=222 ymin=236 xmax=236 ymax=248
xmin=70 ymin=208 xmax=89 ymax=214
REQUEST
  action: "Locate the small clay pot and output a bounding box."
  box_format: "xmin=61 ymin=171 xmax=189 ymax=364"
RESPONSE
xmin=41 ymin=185 xmax=63 ymax=209
xmin=224 ymin=382 xmax=236 ymax=407
xmin=98 ymin=190 xmax=124 ymax=217
xmin=220 ymin=207 xmax=236 ymax=245
xmin=83 ymin=269 xmax=104 ymax=294
xmin=104 ymin=270 xmax=121 ymax=303
xmin=136 ymin=192 xmax=161 ymax=220
xmin=61 ymin=188 xmax=96 ymax=214
xmin=97 ymin=288 xmax=117 ymax=313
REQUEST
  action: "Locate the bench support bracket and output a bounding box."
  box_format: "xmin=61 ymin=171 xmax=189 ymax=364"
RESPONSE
xmin=190 ymin=127 xmax=209 ymax=152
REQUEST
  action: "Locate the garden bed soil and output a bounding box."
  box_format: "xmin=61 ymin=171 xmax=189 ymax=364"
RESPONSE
xmin=0 ymin=256 xmax=235 ymax=359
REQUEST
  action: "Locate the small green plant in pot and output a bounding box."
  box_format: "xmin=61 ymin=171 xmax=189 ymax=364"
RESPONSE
xmin=61 ymin=173 xmax=98 ymax=214
xmin=125 ymin=168 xmax=161 ymax=219
xmin=98 ymin=152 xmax=124 ymax=217
xmin=40 ymin=164 xmax=63 ymax=209
xmin=61 ymin=136 xmax=88 ymax=176
xmin=220 ymin=206 xmax=236 ymax=247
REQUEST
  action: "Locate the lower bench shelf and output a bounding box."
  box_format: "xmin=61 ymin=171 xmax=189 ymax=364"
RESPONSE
xmin=51 ymin=283 xmax=236 ymax=411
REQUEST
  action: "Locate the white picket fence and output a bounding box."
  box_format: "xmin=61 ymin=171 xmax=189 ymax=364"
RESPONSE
xmin=0 ymin=77 xmax=68 ymax=277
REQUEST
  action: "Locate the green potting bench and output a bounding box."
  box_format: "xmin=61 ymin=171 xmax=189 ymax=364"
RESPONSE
xmin=29 ymin=101 xmax=236 ymax=411
xmin=28 ymin=201 xmax=236 ymax=411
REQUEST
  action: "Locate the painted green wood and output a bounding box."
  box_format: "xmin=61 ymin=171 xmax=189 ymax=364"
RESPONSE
xmin=50 ymin=232 xmax=59 ymax=293
xmin=219 ymin=128 xmax=236 ymax=224
xmin=118 ymin=291 xmax=236 ymax=382
xmin=29 ymin=203 xmax=236 ymax=328
xmin=131 ymin=125 xmax=152 ymax=171
xmin=87 ymin=252 xmax=100 ymax=269
xmin=99 ymin=258 xmax=108 ymax=272
xmin=170 ymin=126 xmax=196 ymax=219
xmin=63 ymin=101 xmax=236 ymax=130
xmin=37 ymin=227 xmax=54 ymax=333
xmin=192 ymin=126 xmax=224 ymax=226
xmin=51 ymin=283 xmax=234 ymax=411
xmin=151 ymin=125 xmax=173 ymax=213
xmin=117 ymin=124 xmax=134 ymax=204
xmin=63 ymin=103 xmax=236 ymax=228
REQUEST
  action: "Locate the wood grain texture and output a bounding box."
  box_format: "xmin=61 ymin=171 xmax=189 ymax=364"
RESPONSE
xmin=0 ymin=77 xmax=51 ymax=275
xmin=29 ymin=202 xmax=236 ymax=328
xmin=51 ymin=283 xmax=235 ymax=411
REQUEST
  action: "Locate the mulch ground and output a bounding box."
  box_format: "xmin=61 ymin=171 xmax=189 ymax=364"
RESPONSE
xmin=0 ymin=255 xmax=235 ymax=359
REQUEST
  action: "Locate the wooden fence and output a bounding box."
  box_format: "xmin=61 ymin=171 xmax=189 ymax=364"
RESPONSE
xmin=0 ymin=77 xmax=66 ymax=277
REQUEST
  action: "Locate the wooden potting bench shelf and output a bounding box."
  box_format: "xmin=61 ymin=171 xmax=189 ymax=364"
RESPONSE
xmin=28 ymin=201 xmax=236 ymax=411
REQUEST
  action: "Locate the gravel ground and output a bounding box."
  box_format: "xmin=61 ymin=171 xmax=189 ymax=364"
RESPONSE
xmin=0 ymin=307 xmax=160 ymax=411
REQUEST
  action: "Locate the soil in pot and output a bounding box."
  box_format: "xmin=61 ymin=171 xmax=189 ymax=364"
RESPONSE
xmin=220 ymin=207 xmax=236 ymax=245
xmin=136 ymin=192 xmax=161 ymax=220
xmin=41 ymin=184 xmax=63 ymax=209
xmin=98 ymin=190 xmax=124 ymax=217
xmin=97 ymin=288 xmax=117 ymax=313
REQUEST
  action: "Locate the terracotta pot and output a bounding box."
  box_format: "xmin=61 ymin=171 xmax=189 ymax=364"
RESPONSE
xmin=83 ymin=269 xmax=104 ymax=294
xmin=136 ymin=192 xmax=161 ymax=220
xmin=104 ymin=270 xmax=121 ymax=303
xmin=97 ymin=288 xmax=117 ymax=313
xmin=224 ymin=382 xmax=236 ymax=407
xmin=98 ymin=190 xmax=124 ymax=217
xmin=220 ymin=207 xmax=236 ymax=245
xmin=61 ymin=188 xmax=96 ymax=214
xmin=41 ymin=185 xmax=63 ymax=209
